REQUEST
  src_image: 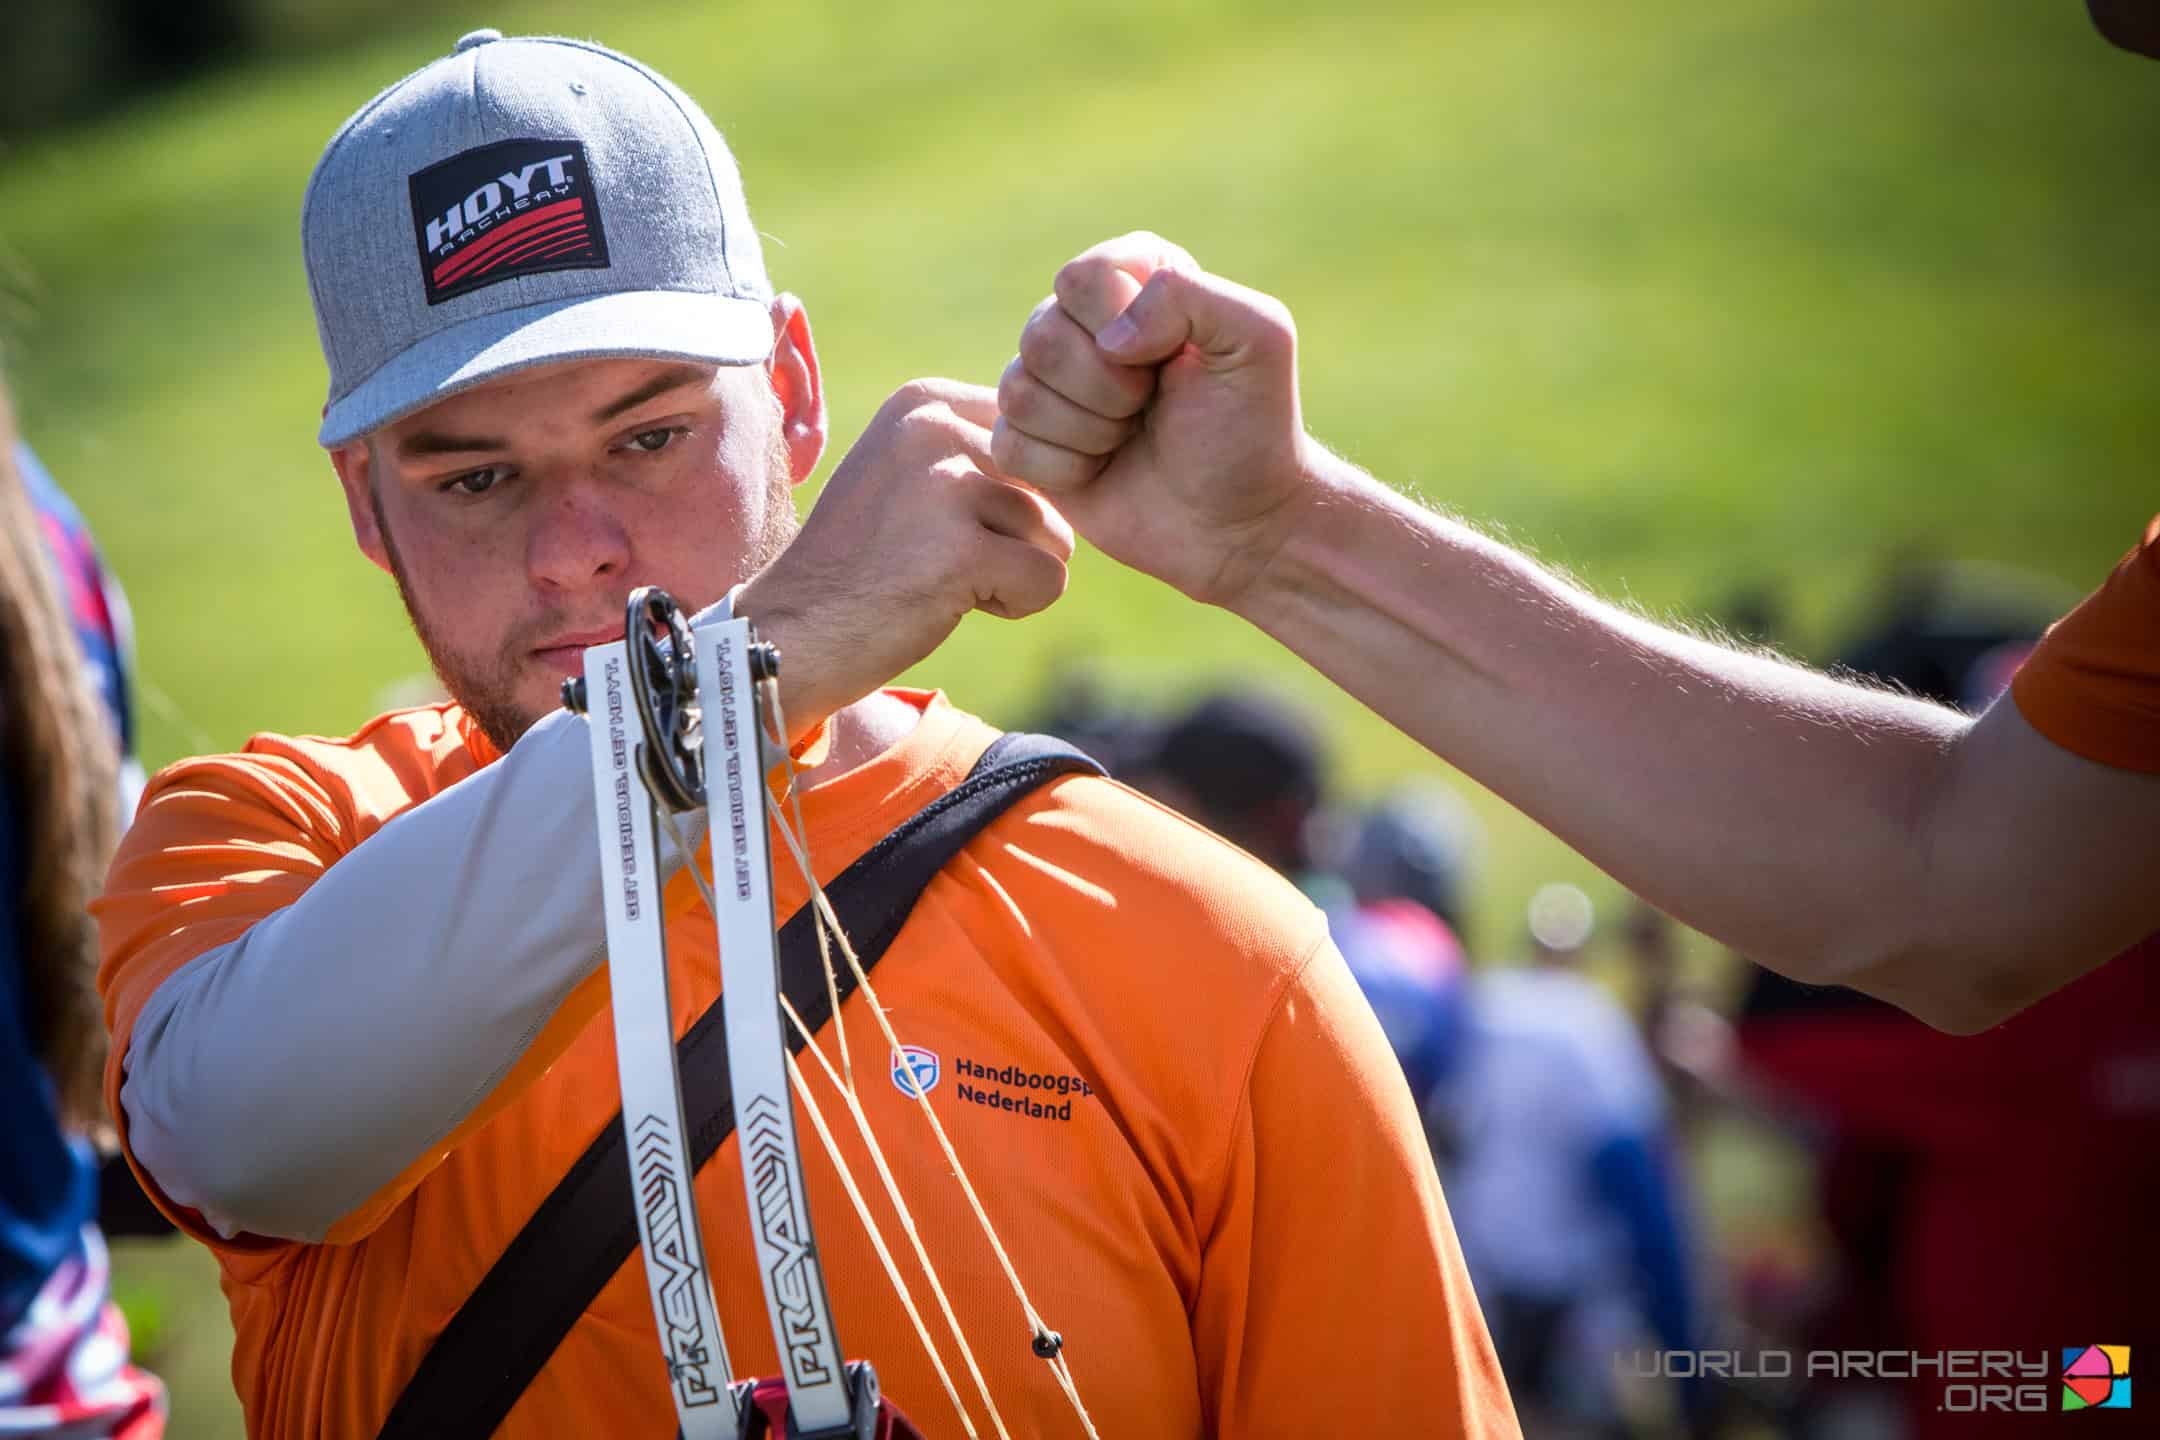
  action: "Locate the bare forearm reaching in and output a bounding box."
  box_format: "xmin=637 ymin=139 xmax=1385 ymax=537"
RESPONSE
xmin=993 ymin=232 xmax=2160 ymax=1034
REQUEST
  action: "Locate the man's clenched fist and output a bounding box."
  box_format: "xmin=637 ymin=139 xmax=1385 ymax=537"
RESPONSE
xmin=992 ymin=232 xmax=1323 ymax=608
xmin=743 ymin=379 xmax=1073 ymax=731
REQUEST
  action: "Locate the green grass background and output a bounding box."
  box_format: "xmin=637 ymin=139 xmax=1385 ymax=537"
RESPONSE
xmin=5 ymin=0 xmax=2157 ymax=1432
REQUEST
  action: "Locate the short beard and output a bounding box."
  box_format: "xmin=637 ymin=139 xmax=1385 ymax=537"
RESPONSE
xmin=371 ymin=428 xmax=799 ymax=754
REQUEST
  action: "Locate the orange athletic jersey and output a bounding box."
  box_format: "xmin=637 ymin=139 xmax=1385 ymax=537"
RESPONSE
xmin=96 ymin=690 xmax=1518 ymax=1439
xmin=2011 ymin=516 xmax=2160 ymax=773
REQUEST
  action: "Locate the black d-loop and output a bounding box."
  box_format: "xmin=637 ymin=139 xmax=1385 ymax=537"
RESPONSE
xmin=625 ymin=585 xmax=704 ymax=813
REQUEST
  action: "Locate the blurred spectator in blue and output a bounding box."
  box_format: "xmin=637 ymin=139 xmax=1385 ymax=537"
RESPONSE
xmin=2 ymin=396 xmax=164 ymax=1435
xmin=1338 ymin=782 xmax=1478 ymax=940
xmin=1139 ymin=689 xmax=1706 ymax=1435
xmin=1326 ymin=894 xmax=1473 ymax=1151
xmin=1132 ymin=691 xmax=1472 ymax=1139
xmin=1439 ymin=937 xmax=1703 ymax=1437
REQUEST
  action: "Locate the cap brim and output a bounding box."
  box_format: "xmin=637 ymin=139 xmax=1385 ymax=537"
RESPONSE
xmin=318 ymin=289 xmax=774 ymax=447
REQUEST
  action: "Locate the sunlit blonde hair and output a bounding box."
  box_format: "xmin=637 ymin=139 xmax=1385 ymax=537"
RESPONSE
xmin=0 ymin=378 xmax=118 ymax=1129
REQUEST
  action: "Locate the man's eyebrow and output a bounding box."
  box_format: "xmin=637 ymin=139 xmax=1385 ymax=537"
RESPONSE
xmin=395 ymin=430 xmax=511 ymax=460
xmin=590 ymin=366 xmax=711 ymax=424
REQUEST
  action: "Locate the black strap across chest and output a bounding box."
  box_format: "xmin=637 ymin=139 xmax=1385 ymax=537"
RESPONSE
xmin=376 ymin=732 xmax=1102 ymax=1440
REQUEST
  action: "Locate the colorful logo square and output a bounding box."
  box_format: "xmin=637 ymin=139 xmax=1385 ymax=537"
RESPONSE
xmin=2062 ymin=1345 xmax=2130 ymax=1411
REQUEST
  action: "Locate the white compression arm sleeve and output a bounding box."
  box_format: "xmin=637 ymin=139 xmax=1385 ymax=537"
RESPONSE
xmin=120 ymin=600 xmax=734 ymax=1243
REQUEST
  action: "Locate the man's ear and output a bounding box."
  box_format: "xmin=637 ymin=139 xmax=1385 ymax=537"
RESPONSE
xmin=329 ymin=439 xmax=394 ymax=575
xmin=766 ymin=294 xmax=827 ymax=486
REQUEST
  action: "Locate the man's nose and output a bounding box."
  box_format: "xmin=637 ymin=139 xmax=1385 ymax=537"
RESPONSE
xmin=526 ymin=473 xmax=630 ymax=592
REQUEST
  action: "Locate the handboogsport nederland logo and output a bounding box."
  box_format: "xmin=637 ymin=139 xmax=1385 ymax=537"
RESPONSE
xmin=890 ymin=1046 xmax=940 ymax=1099
xmin=886 ymin=1047 xmax=1094 ymax=1121
xmin=2062 ymin=1345 xmax=2130 ymax=1411
xmin=408 ymin=137 xmax=610 ymax=304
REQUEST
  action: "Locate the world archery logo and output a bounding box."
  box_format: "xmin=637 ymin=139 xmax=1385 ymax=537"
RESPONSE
xmin=407 ymin=137 xmax=610 ymax=305
xmin=2062 ymin=1345 xmax=2130 ymax=1411
xmin=891 ymin=1045 xmax=941 ymax=1098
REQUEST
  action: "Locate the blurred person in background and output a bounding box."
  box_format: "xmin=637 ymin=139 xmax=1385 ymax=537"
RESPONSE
xmin=1614 ymin=901 xmax=1737 ymax=1145
xmin=1720 ymin=602 xmax=2160 ymax=1439
xmin=1333 ymin=788 xmax=1482 ymax=1158
xmin=1021 ymin=668 xmax=1164 ymax=778
xmin=1130 ymin=690 xmax=1342 ymax=900
xmin=1836 ymin=552 xmax=2061 ymax=715
xmin=1142 ymin=693 xmax=1706 ymax=1438
xmin=1436 ymin=887 xmax=1706 ymax=1440
xmin=12 ymin=449 xmax=143 ymax=822
xmin=992 ymin=7 xmax=2160 ymax=1039
xmin=2 ymin=388 xmax=164 ymax=1435
xmin=1450 ymin=969 xmax=1706 ymax=1438
xmin=1130 ymin=690 xmax=1467 ymax=1144
xmin=1337 ymin=782 xmax=1478 ymax=940
xmin=1732 ymin=943 xmax=2160 ymax=1437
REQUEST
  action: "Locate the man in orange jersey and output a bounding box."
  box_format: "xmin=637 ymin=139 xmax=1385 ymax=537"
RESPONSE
xmin=93 ymin=30 xmax=1517 ymax=1440
xmin=991 ymin=7 xmax=2160 ymax=1041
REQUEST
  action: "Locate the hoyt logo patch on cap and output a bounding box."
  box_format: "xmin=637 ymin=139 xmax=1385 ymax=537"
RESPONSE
xmin=408 ymin=137 xmax=610 ymax=305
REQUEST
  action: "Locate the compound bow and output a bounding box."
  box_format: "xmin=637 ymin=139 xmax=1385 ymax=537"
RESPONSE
xmin=565 ymin=587 xmax=1095 ymax=1440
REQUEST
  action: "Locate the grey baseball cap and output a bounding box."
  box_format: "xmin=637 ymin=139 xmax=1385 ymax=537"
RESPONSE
xmin=304 ymin=30 xmax=774 ymax=448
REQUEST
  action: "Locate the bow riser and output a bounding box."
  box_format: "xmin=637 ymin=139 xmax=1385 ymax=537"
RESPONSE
xmin=579 ymin=636 xmax=738 ymax=1439
xmin=696 ymin=618 xmax=856 ymax=1435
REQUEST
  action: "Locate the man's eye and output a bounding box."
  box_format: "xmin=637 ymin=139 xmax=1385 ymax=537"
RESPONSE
xmin=439 ymin=466 xmax=506 ymax=497
xmin=626 ymin=427 xmax=684 ymax=454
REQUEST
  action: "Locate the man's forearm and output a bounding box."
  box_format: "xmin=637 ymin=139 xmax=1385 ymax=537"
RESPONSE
xmin=119 ymin=672 xmax=725 ymax=1242
xmin=1237 ymin=451 xmax=1967 ymax=1003
xmin=1004 ymin=236 xmax=2160 ymax=1031
xmin=121 ymin=707 xmax=714 ymax=1240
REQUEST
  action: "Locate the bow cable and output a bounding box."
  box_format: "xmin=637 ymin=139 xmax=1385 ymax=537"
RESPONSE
xmin=574 ymin=629 xmax=737 ymax=1440
xmin=582 ymin=588 xmax=1097 ymax=1438
xmin=692 ymin=618 xmax=856 ymax=1433
xmin=778 ymin=989 xmax=1012 ymax=1440
xmin=756 ymin=673 xmax=1101 ymax=1439
xmin=655 ymin=799 xmax=981 ymax=1439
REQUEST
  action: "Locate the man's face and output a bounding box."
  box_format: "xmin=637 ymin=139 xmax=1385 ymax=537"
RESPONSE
xmin=333 ymin=330 xmax=821 ymax=751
